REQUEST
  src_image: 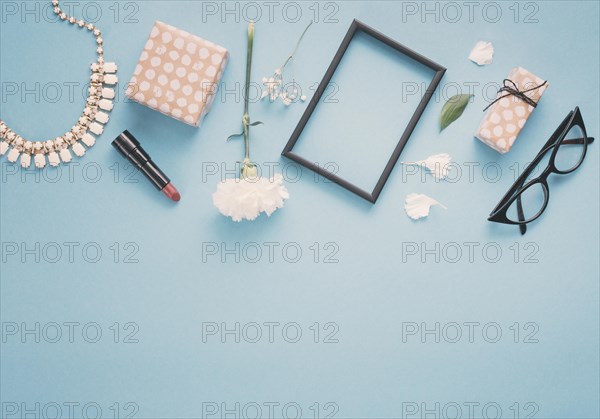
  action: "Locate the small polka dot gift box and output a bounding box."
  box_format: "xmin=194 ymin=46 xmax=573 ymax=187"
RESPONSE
xmin=475 ymin=67 xmax=548 ymax=154
xmin=126 ymin=21 xmax=229 ymax=127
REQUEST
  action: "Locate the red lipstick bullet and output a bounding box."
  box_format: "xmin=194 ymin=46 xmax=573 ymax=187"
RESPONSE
xmin=113 ymin=130 xmax=181 ymax=203
xmin=162 ymin=183 xmax=181 ymax=202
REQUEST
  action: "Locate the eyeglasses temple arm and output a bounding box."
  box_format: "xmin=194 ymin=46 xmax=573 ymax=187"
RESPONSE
xmin=516 ymin=196 xmax=527 ymax=235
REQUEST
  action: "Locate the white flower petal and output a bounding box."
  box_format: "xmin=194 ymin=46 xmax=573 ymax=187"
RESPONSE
xmin=404 ymin=193 xmax=447 ymax=220
xmin=417 ymin=153 xmax=452 ymax=180
xmin=402 ymin=153 xmax=452 ymax=181
xmin=213 ymin=174 xmax=289 ymax=222
xmin=468 ymin=41 xmax=494 ymax=66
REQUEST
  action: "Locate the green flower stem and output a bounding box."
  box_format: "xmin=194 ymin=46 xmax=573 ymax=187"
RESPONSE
xmin=281 ymin=20 xmax=313 ymax=71
xmin=243 ymin=21 xmax=254 ymax=162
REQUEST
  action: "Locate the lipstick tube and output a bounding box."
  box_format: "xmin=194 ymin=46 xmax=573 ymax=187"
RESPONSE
xmin=112 ymin=130 xmax=180 ymax=202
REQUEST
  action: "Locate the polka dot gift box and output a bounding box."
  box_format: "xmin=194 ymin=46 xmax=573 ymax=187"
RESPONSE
xmin=126 ymin=21 xmax=229 ymax=127
xmin=475 ymin=67 xmax=548 ymax=154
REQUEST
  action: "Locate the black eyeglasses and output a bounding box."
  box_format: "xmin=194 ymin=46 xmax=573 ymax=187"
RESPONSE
xmin=488 ymin=107 xmax=595 ymax=234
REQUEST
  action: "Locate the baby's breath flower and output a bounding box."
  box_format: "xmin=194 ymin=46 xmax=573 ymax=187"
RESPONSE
xmin=260 ymin=21 xmax=312 ymax=106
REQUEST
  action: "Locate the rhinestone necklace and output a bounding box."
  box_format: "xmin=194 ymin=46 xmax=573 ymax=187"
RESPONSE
xmin=0 ymin=0 xmax=118 ymax=169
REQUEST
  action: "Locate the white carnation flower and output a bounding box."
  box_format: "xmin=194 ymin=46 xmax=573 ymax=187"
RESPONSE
xmin=213 ymin=174 xmax=290 ymax=222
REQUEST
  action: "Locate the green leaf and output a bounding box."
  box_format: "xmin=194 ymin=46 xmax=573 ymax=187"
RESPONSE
xmin=226 ymin=131 xmax=244 ymax=141
xmin=440 ymin=94 xmax=473 ymax=131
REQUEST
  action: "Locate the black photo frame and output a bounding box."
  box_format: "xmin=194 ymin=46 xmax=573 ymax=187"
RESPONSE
xmin=281 ymin=19 xmax=446 ymax=203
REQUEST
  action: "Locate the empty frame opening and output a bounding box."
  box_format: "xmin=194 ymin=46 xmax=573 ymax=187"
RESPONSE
xmin=283 ymin=20 xmax=445 ymax=203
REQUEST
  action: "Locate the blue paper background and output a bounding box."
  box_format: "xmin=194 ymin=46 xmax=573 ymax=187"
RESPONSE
xmin=1 ymin=1 xmax=599 ymax=418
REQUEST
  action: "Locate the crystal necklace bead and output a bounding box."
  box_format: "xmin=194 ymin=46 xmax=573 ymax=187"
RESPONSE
xmin=82 ymin=133 xmax=96 ymax=147
xmin=59 ymin=148 xmax=72 ymax=163
xmin=101 ymin=88 xmax=115 ymax=99
xmin=89 ymin=122 xmax=104 ymax=135
xmin=94 ymin=111 xmax=109 ymax=124
xmin=72 ymin=142 xmax=86 ymax=157
xmin=35 ymin=153 xmax=46 ymax=168
xmin=48 ymin=151 xmax=60 ymax=167
xmin=98 ymin=99 xmax=114 ymax=111
xmin=7 ymin=148 xmax=20 ymax=163
xmin=103 ymin=62 xmax=117 ymax=73
xmin=104 ymin=75 xmax=118 ymax=85
xmin=20 ymin=153 xmax=31 ymax=168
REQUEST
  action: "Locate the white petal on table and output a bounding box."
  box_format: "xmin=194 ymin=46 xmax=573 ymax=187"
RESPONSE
xmin=468 ymin=41 xmax=494 ymax=66
xmin=402 ymin=153 xmax=452 ymax=180
xmin=405 ymin=193 xmax=447 ymax=220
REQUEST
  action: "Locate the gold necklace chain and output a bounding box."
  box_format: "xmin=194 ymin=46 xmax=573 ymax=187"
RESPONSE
xmin=0 ymin=0 xmax=118 ymax=168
